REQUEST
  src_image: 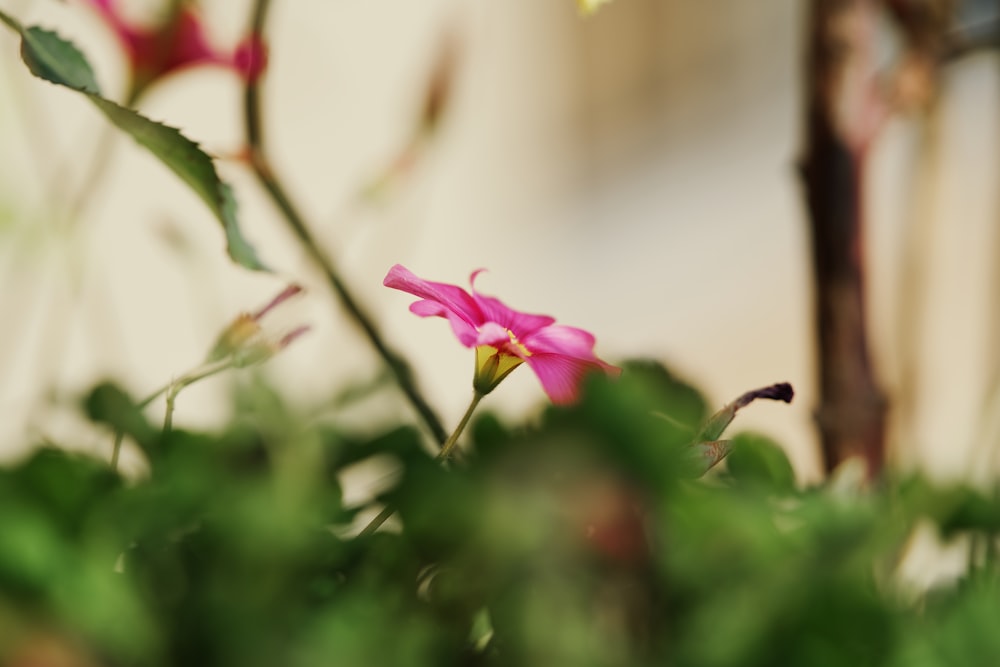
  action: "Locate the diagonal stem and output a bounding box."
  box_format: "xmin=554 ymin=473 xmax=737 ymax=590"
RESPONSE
xmin=437 ymin=391 xmax=483 ymax=460
xmin=357 ymin=391 xmax=483 ymax=537
xmin=242 ymin=0 xmax=447 ymax=445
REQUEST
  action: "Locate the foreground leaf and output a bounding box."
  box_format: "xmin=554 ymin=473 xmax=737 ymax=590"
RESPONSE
xmin=0 ymin=12 xmax=267 ymax=270
xmin=726 ymin=433 xmax=796 ymax=494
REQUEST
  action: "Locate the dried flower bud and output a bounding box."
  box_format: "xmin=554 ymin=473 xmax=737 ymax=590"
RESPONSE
xmin=206 ymin=285 xmax=308 ymax=364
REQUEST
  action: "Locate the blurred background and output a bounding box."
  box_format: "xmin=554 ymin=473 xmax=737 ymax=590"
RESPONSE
xmin=0 ymin=0 xmax=997 ymax=483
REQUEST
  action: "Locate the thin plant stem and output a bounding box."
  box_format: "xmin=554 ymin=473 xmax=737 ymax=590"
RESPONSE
xmin=110 ymin=358 xmax=234 ymax=471
xmin=138 ymin=358 xmax=236 ymax=410
xmin=157 ymin=358 xmax=235 ymax=436
xmin=241 ymin=0 xmax=447 ymax=446
xmin=438 ymin=391 xmax=483 ymax=460
xmin=110 ymin=431 xmax=125 ymax=471
xmin=358 ymin=391 xmax=484 ymax=537
xmin=163 ymin=386 xmax=177 ymax=435
xmin=357 ymin=505 xmax=397 ymax=540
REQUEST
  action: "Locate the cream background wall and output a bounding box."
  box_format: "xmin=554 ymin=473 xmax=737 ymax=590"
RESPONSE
xmin=0 ymin=0 xmax=997 ymax=483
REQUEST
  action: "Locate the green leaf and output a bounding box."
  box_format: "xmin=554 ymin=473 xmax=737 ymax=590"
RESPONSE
xmin=0 ymin=12 xmax=267 ymax=271
xmin=89 ymin=99 xmax=264 ymax=269
xmin=726 ymin=433 xmax=796 ymax=494
xmin=622 ymin=359 xmax=708 ymax=434
xmin=20 ymin=25 xmax=101 ymax=93
xmin=84 ymin=381 xmax=157 ymax=450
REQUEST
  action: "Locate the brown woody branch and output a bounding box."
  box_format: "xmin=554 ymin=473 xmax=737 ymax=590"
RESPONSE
xmin=800 ymin=0 xmax=888 ymax=477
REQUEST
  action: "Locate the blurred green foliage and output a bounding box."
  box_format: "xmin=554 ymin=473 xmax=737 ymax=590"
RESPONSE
xmin=2 ymin=362 xmax=1000 ymax=666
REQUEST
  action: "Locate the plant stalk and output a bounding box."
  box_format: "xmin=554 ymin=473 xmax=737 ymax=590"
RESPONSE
xmin=241 ymin=0 xmax=447 ymax=446
xmin=800 ymin=0 xmax=888 ymax=477
xmin=357 ymin=391 xmax=483 ymax=537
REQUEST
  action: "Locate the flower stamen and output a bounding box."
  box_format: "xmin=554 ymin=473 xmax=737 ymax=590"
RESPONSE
xmin=505 ymin=329 xmax=531 ymax=357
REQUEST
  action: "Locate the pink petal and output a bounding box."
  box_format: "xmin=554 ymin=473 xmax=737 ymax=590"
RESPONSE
xmin=522 ymin=325 xmax=620 ymax=403
xmin=232 ymin=33 xmax=268 ymax=82
xmin=252 ymin=284 xmax=303 ymax=321
xmin=409 ymin=301 xmax=480 ymax=347
xmin=525 ymin=354 xmax=604 ymax=404
xmin=522 ymin=325 xmax=599 ymax=358
xmin=474 ymin=322 xmax=516 ymax=349
xmin=469 ymin=272 xmax=555 ymax=335
xmin=160 ymin=8 xmax=222 ymax=71
xmin=277 ymin=325 xmax=311 ymax=349
xmin=384 ymin=265 xmax=483 ymax=330
xmin=86 ymin=0 xmax=117 ymax=18
xmin=87 ymin=2 xmax=235 ymax=82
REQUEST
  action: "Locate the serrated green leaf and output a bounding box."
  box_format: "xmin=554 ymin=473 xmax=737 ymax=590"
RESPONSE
xmin=19 ymin=24 xmax=101 ymax=93
xmin=88 ymin=98 xmax=265 ymax=269
xmin=0 ymin=11 xmax=267 ymax=271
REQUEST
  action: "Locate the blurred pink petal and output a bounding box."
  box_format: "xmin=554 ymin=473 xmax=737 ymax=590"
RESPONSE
xmin=233 ymin=32 xmax=268 ymax=82
xmin=82 ymin=0 xmax=266 ymax=89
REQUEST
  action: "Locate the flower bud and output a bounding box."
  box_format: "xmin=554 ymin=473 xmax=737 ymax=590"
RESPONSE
xmin=205 ymin=286 xmax=308 ymax=364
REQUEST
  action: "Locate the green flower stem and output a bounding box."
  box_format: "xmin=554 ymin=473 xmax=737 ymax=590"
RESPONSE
xmin=110 ymin=358 xmax=235 ymax=470
xmin=357 ymin=391 xmax=484 ymax=537
xmin=163 ymin=386 xmax=178 ymax=435
xmin=158 ymin=359 xmax=237 ymax=437
xmin=135 ymin=357 xmax=235 ymax=412
xmin=242 ymin=0 xmax=447 ymax=447
xmin=356 ymin=504 xmax=396 ymax=540
xmin=437 ymin=391 xmax=483 ymax=461
xmin=110 ymin=432 xmax=125 ymax=471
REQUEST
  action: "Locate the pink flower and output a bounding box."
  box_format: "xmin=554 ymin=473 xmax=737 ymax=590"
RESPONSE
xmin=384 ymin=264 xmax=619 ymax=404
xmin=84 ymin=0 xmax=267 ymax=94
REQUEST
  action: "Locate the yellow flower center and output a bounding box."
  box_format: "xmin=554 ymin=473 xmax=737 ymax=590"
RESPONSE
xmin=505 ymin=329 xmax=531 ymax=357
xmin=473 ymin=330 xmax=529 ymax=395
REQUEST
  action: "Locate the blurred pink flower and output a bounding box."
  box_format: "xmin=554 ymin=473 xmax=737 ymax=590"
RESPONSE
xmin=384 ymin=264 xmax=619 ymax=404
xmin=84 ymin=0 xmax=266 ymax=94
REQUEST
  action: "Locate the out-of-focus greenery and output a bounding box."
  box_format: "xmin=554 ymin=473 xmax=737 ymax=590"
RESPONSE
xmin=2 ymin=362 xmax=1000 ymax=667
